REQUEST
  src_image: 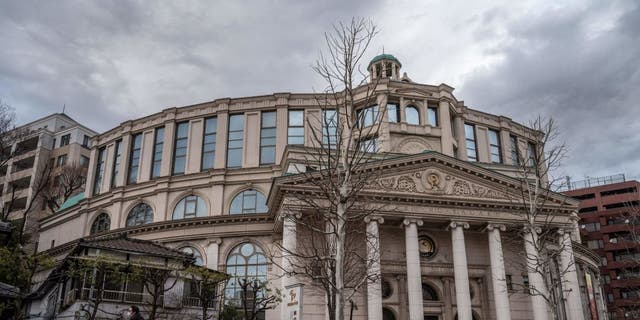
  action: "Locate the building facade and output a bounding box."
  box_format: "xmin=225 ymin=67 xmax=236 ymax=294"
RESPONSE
xmin=32 ymin=55 xmax=605 ymax=320
xmin=564 ymin=177 xmax=640 ymax=319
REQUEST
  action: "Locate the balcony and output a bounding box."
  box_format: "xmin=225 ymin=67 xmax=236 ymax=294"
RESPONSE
xmin=601 ymin=224 xmax=635 ymax=234
xmin=63 ymin=288 xmax=163 ymax=308
xmin=610 ymin=278 xmax=640 ymax=288
xmin=182 ymin=296 xmax=219 ymax=308
xmin=604 ymin=241 xmax=640 ymax=251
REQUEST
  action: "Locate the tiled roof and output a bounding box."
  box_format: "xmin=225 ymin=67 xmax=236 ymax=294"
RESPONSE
xmin=78 ymin=234 xmax=192 ymax=261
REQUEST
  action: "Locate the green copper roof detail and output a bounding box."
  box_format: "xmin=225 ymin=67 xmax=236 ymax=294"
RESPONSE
xmin=368 ymin=54 xmax=401 ymax=68
xmin=57 ymin=192 xmax=84 ymax=212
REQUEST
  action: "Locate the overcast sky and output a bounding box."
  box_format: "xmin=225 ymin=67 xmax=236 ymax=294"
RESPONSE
xmin=1 ymin=0 xmax=638 ymax=182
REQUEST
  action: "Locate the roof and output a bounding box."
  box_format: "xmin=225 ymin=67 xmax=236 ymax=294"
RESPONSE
xmin=368 ymin=53 xmax=401 ymax=68
xmin=78 ymin=234 xmax=193 ymax=261
xmin=56 ymin=192 xmax=84 ymax=212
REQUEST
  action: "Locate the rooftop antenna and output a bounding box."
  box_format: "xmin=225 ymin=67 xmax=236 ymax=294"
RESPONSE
xmin=62 ymin=104 xmax=66 ymax=114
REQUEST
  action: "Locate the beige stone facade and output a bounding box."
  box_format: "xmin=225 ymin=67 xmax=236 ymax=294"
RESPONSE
xmin=34 ymin=56 xmax=605 ymax=320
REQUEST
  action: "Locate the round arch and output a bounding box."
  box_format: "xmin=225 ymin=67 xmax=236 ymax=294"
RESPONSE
xmin=124 ymin=201 xmax=155 ymax=227
xmin=227 ymin=187 xmax=268 ymax=215
xmin=171 ymin=194 xmax=208 ymax=220
xmin=167 ymin=190 xmax=211 ymax=220
xmin=89 ymin=212 xmax=111 ymax=235
xmin=121 ymin=200 xmax=156 ymax=228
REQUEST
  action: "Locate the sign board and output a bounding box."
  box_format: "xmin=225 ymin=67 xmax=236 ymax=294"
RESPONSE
xmin=285 ymin=283 xmax=304 ymax=320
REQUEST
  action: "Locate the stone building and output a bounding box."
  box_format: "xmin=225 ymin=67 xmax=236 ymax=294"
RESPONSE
xmin=31 ymin=55 xmax=605 ymax=320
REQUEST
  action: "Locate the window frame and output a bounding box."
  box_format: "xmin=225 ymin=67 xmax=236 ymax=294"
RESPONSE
xmin=201 ymin=117 xmax=217 ymax=170
xmin=322 ymin=109 xmax=338 ymax=148
xmin=150 ymin=127 xmax=165 ymax=179
xmin=287 ymin=110 xmax=305 ymax=145
xmin=226 ymin=114 xmax=244 ymax=168
xmin=260 ymin=111 xmax=277 ymax=165
xmin=229 ymin=189 xmax=268 ymax=215
xmin=405 ymin=105 xmax=420 ymax=125
xmin=464 ymin=123 xmax=478 ymax=162
xmin=127 ymin=133 xmax=143 ymax=184
xmin=427 ymin=105 xmax=438 ymax=126
xmin=60 ymin=134 xmax=70 ymax=147
xmin=111 ymin=140 xmax=122 ymax=188
xmin=488 ymin=129 xmax=502 ymax=164
xmin=386 ymin=103 xmax=400 ymax=123
xmin=90 ymin=213 xmax=111 ymax=235
xmin=172 ymin=122 xmax=189 ymax=175
xmin=357 ymin=105 xmax=379 ymax=128
xmin=93 ymin=148 xmax=106 ymax=195
xmin=126 ymin=203 xmax=154 ymax=226
xmin=172 ymin=195 xmax=207 ymax=220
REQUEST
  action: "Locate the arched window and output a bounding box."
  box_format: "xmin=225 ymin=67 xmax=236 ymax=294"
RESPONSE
xmin=90 ymin=213 xmax=110 ymax=234
xmin=422 ymin=283 xmax=439 ymax=301
xmin=225 ymin=243 xmax=268 ymax=307
xmin=126 ymin=203 xmax=153 ymax=226
xmin=405 ymin=106 xmax=420 ymax=125
xmin=180 ymin=246 xmax=204 ymax=266
xmin=172 ymin=195 xmax=207 ymax=220
xmin=229 ymin=189 xmax=268 ymax=214
xmin=382 ymin=307 xmax=396 ymax=320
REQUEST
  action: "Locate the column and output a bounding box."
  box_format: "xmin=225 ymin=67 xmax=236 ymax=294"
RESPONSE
xmin=559 ymin=230 xmax=584 ymax=320
xmin=281 ymin=212 xmax=299 ymax=319
xmin=450 ymin=221 xmax=472 ymax=320
xmin=365 ymin=216 xmax=384 ymax=320
xmin=206 ymin=238 xmax=221 ymax=270
xmin=487 ymin=223 xmax=511 ymax=320
xmin=523 ymin=227 xmax=549 ymax=320
xmin=403 ymin=218 xmax=424 ymax=320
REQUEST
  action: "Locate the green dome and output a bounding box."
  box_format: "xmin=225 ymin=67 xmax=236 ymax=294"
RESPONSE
xmin=368 ymin=54 xmax=401 ymax=68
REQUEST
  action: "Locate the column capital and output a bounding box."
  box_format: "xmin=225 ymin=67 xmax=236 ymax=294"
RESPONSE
xmin=280 ymin=211 xmax=302 ymax=221
xmin=448 ymin=221 xmax=469 ymax=230
xmin=365 ymin=215 xmax=385 ymax=224
xmin=557 ymin=228 xmax=574 ymax=236
xmin=486 ymin=223 xmax=507 ymax=232
xmin=207 ymin=238 xmax=222 ymax=246
xmin=403 ymin=218 xmax=423 ymax=227
xmin=523 ymin=225 xmax=542 ymax=234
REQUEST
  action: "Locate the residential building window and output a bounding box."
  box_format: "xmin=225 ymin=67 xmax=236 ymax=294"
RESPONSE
xmin=151 ymin=127 xmax=164 ymax=178
xmin=90 ymin=213 xmax=110 ymax=234
xmin=260 ymin=111 xmax=276 ymax=165
xmin=173 ymin=122 xmax=189 ymax=175
xmin=80 ymin=155 xmax=89 ymax=168
xmin=181 ymin=247 xmax=204 ymax=266
xmin=488 ymin=129 xmax=502 ymax=164
xmin=603 ymin=275 xmax=611 ymax=284
xmin=202 ymin=117 xmax=217 ymax=170
xmin=527 ymin=142 xmax=537 ymax=166
xmin=405 ymin=105 xmax=420 ymax=125
xmin=225 ymin=243 xmax=267 ymax=312
xmin=358 ymin=105 xmax=378 ymax=128
xmin=287 ymin=110 xmax=304 ymax=145
xmin=322 ymin=109 xmax=338 ymax=148
xmin=127 ymin=133 xmax=142 ymax=184
xmin=172 ymin=195 xmax=207 ymax=220
xmin=427 ymin=105 xmax=438 ymax=126
xmin=126 ymin=203 xmax=154 ymax=226
xmin=360 ymin=137 xmax=379 ymax=153
xmin=587 ymin=239 xmax=604 ymax=249
xmin=82 ymin=135 xmax=90 ymax=148
xmin=510 ymin=135 xmax=519 ymax=165
xmin=387 ymin=103 xmax=400 ymax=123
xmin=464 ymin=123 xmax=478 ymax=162
xmin=601 ymin=257 xmax=608 ymax=266
xmin=111 ymin=140 xmax=122 ymax=187
xmin=60 ymin=134 xmax=70 ymax=147
xmin=56 ymin=154 xmax=67 ymax=167
xmin=230 ymin=189 xmax=268 ymax=214
xmin=93 ymin=148 xmax=105 ymax=195
xmin=225 ymin=114 xmax=245 ymax=168
xmin=582 ymin=222 xmax=601 ymax=232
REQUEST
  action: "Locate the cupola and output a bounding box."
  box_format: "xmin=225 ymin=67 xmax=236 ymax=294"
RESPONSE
xmin=368 ymin=53 xmax=402 ymax=81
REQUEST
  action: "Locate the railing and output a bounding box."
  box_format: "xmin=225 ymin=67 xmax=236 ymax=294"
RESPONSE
xmin=562 ymin=174 xmax=626 ymax=191
xmin=63 ymin=288 xmax=162 ymax=306
xmin=182 ymin=296 xmax=219 ymax=308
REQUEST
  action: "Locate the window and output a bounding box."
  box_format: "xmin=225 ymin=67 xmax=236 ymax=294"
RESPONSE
xmin=506 ymin=274 xmax=513 ymax=290
xmin=82 ymin=135 xmax=90 ymax=148
xmin=202 ymin=117 xmax=217 ymax=170
xmin=260 ymin=111 xmax=276 ymax=165
xmin=603 ymin=274 xmax=611 ymax=284
xmin=601 ymin=257 xmax=608 ymax=266
xmin=80 ymin=155 xmax=89 ymax=168
xmin=126 ymin=203 xmax=153 ymax=226
xmin=149 ymin=127 xmax=164 ymax=178
xmin=181 ymin=246 xmax=203 ymax=266
xmin=127 ymin=133 xmax=142 ymax=184
xmin=405 ymin=106 xmax=420 ymax=125
xmin=427 ymin=105 xmax=438 ymax=126
xmin=173 ymin=122 xmax=189 ymax=175
xmin=56 ymin=154 xmax=67 ymax=167
xmin=527 ymin=142 xmax=537 ymax=166
xmin=322 ymin=109 xmax=338 ymax=147
xmin=488 ymin=129 xmax=502 ymax=164
xmin=287 ymin=110 xmax=304 ymax=145
xmin=60 ymin=134 xmax=70 ymax=147
xmin=225 ymin=243 xmax=268 ymax=309
xmin=607 ymin=293 xmax=614 ymax=303
xmin=93 ymin=148 xmax=106 ymax=195
xmin=509 ymin=135 xmax=519 ymax=165
xmin=422 ymin=283 xmax=439 ymax=301
xmin=582 ymin=222 xmax=601 ymax=232
xmin=359 ymin=137 xmax=379 ymax=153
xmin=387 ymin=103 xmax=400 ymax=123
xmin=358 ymin=105 xmax=378 ymax=128
xmin=587 ymin=239 xmax=604 ymax=249
xmin=52 ymin=138 xmax=56 ymax=149
xmin=111 ymin=140 xmax=122 ymax=187
xmin=90 ymin=213 xmax=110 ymax=234
xmin=227 ymin=114 xmax=244 ymax=168
xmin=230 ymin=189 xmax=268 ymax=214
xmin=172 ymin=195 xmax=207 ymax=219
xmin=522 ymin=275 xmax=530 ymax=294
xmin=464 ymin=123 xmax=478 ymax=162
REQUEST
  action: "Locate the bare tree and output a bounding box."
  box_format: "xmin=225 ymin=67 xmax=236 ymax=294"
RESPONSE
xmin=184 ymin=266 xmax=229 ymax=320
xmin=136 ymin=265 xmax=181 ymax=320
xmin=41 ymin=163 xmax=86 ymax=212
xmin=0 ymin=100 xmax=27 ymax=169
xmin=273 ymin=18 xmax=389 ymax=320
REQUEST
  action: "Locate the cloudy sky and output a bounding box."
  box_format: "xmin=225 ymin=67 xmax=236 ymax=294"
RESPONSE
xmin=1 ymin=0 xmax=639 ymax=182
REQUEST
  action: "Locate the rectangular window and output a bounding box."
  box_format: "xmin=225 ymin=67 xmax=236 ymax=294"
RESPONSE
xmin=464 ymin=123 xmax=478 ymax=162
xmin=60 ymin=134 xmax=70 ymax=147
xmin=287 ymin=110 xmax=304 ymax=145
xmin=357 ymin=105 xmax=378 ymax=128
xmin=522 ymin=275 xmax=530 ymax=294
xmin=127 ymin=133 xmax=142 ymax=184
xmin=227 ymin=114 xmax=244 ymax=168
xmin=359 ymin=137 xmax=379 ymax=153
xmin=56 ymin=154 xmax=67 ymax=167
xmin=387 ymin=103 xmax=400 ymax=123
xmin=587 ymin=239 xmax=604 ymax=249
xmin=82 ymin=135 xmax=90 ymax=148
xmin=93 ymin=147 xmax=106 ymax=195
xmin=202 ymin=117 xmax=217 ymax=170
xmin=260 ymin=111 xmax=277 ymax=165
xmin=488 ymin=129 xmax=502 ymax=164
xmin=506 ymin=274 xmax=513 ymax=290
xmin=52 ymin=138 xmax=56 ymax=149
xmin=151 ymin=127 xmax=164 ymax=178
xmin=527 ymin=142 xmax=537 ymax=166
xmin=111 ymin=140 xmax=122 ymax=187
xmin=322 ymin=109 xmax=338 ymax=148
xmin=172 ymin=122 xmax=189 ymax=175
xmin=80 ymin=155 xmax=90 ymax=168
xmin=427 ymin=106 xmax=438 ymax=126
xmin=510 ymin=135 xmax=519 ymax=165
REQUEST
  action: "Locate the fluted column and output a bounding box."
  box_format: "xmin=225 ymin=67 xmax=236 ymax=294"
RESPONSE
xmin=523 ymin=227 xmax=549 ymax=320
xmin=486 ymin=223 xmax=511 ymax=320
xmin=559 ymin=230 xmax=584 ymax=320
xmin=281 ymin=212 xmax=300 ymax=319
xmin=403 ymin=218 xmax=424 ymax=320
xmin=450 ymin=221 xmax=472 ymax=320
xmin=365 ymin=216 xmax=384 ymax=320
